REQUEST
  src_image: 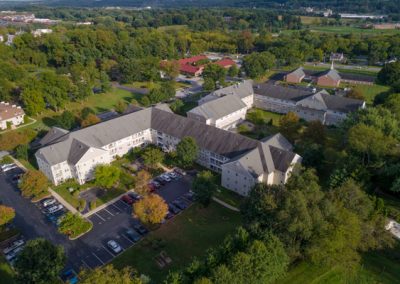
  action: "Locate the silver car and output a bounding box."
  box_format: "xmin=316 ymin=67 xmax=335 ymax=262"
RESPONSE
xmin=3 ymin=239 xmax=25 ymax=255
xmin=107 ymin=240 xmax=122 ymax=254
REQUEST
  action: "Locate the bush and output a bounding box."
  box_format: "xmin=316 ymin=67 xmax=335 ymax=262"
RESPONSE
xmin=90 ymin=200 xmax=97 ymax=211
xmin=0 ymin=155 xmax=13 ymax=165
xmin=78 ymin=199 xmax=86 ymax=212
xmin=15 ymin=144 xmax=29 ymax=160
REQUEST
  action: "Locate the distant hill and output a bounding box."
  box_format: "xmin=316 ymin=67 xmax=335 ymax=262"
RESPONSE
xmin=2 ymin=0 xmax=400 ymax=14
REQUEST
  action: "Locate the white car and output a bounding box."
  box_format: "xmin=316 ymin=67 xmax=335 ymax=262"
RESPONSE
xmin=2 ymin=164 xmax=17 ymax=172
xmin=168 ymin=172 xmax=178 ymax=179
xmin=46 ymin=204 xmax=63 ymax=214
xmin=1 ymin=163 xmax=13 ymax=170
xmin=107 ymin=240 xmax=122 ymax=254
xmin=3 ymin=239 xmax=25 ymax=255
xmin=5 ymin=246 xmax=24 ymax=261
xmin=161 ymin=174 xmax=171 ymax=182
xmin=42 ymin=198 xmax=57 ymax=208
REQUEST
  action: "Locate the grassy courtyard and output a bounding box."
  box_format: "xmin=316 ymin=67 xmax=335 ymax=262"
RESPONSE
xmin=112 ymin=202 xmax=242 ymax=283
xmin=352 ymin=84 xmax=390 ymax=104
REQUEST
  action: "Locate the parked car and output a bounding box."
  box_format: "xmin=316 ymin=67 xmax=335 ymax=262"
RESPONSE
xmin=61 ymin=269 xmax=79 ymax=284
xmin=173 ymin=199 xmax=187 ymax=210
xmin=107 ymin=240 xmax=122 ymax=254
xmin=184 ymin=191 xmax=195 ymax=201
xmin=1 ymin=163 xmax=13 ymax=170
xmin=147 ymin=183 xmax=156 ymax=192
xmin=2 ymin=164 xmax=18 ymax=172
xmin=152 ymin=181 xmax=161 ymax=188
xmin=160 ymin=174 xmax=171 ymax=182
xmin=128 ymin=192 xmax=142 ymax=201
xmin=168 ymin=172 xmax=179 ymax=180
xmin=134 ymin=224 xmax=148 ymax=235
xmin=174 ymin=168 xmax=186 ymax=176
xmin=42 ymin=198 xmax=57 ymax=207
xmin=121 ymin=195 xmax=134 ymax=205
xmin=45 ymin=204 xmax=63 ymax=214
xmin=165 ymin=212 xmax=174 ymax=219
xmin=168 ymin=203 xmax=181 ymax=215
xmin=3 ymin=239 xmax=25 ymax=255
xmin=5 ymin=246 xmax=24 ymax=261
xmin=125 ymin=229 xmax=141 ymax=242
xmin=155 ymin=177 xmax=166 ymax=185
xmin=11 ymin=173 xmax=22 ymax=182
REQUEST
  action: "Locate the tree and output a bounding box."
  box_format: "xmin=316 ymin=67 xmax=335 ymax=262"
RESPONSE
xmin=94 ymin=165 xmax=121 ymax=189
xmin=203 ymin=64 xmax=226 ymax=86
xmin=176 ymin=136 xmax=198 ymax=168
xmin=237 ymin=30 xmax=254 ymax=54
xmin=302 ymin=120 xmax=326 ymax=145
xmin=79 ymin=265 xmax=143 ymax=284
xmin=192 ymin=171 xmax=217 ymax=207
xmin=135 ymin=170 xmax=152 ymax=195
xmin=115 ymin=100 xmax=128 ymax=114
xmin=228 ymin=65 xmax=239 ymax=77
xmin=160 ymin=60 xmax=180 ymax=79
xmin=347 ymin=88 xmax=365 ymax=100
xmin=56 ymin=110 xmax=76 ymax=130
xmin=133 ymin=194 xmax=168 ymax=224
xmin=170 ymin=99 xmax=184 ymax=113
xmin=14 ymin=238 xmax=66 ymax=284
xmin=81 ymin=113 xmax=101 ymax=127
xmin=19 ymin=170 xmax=48 ymax=199
xmin=377 ymin=61 xmax=400 ymax=87
xmin=15 ymin=144 xmax=29 ymax=160
xmin=242 ymin=52 xmax=275 ymax=79
xmin=0 ymin=205 xmax=15 ymax=226
xmin=80 ymin=107 xmax=95 ymax=120
xmin=142 ymin=147 xmax=164 ymax=168
xmin=21 ymin=89 xmax=45 ymax=115
xmin=203 ymin=78 xmax=216 ymax=91
xmin=279 ymin=112 xmax=300 ymax=143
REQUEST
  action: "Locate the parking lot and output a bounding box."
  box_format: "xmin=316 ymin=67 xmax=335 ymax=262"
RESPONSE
xmin=0 ymin=165 xmax=194 ymax=273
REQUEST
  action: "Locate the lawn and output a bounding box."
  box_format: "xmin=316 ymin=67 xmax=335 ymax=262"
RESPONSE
xmin=308 ymin=26 xmax=400 ymax=36
xmin=352 ymin=84 xmax=390 ymax=105
xmin=112 ymin=202 xmax=242 ymax=283
xmin=281 ymin=242 xmax=400 ymax=284
xmin=0 ymin=256 xmax=15 ymax=284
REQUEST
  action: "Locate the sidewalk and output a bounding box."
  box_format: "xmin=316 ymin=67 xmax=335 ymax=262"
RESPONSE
xmin=9 ymin=156 xmax=27 ymax=172
xmin=212 ymin=197 xmax=240 ymax=212
xmin=49 ymin=188 xmax=78 ymax=215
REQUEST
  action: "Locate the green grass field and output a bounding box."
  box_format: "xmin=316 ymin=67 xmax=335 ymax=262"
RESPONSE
xmin=112 ymin=202 xmax=242 ymax=283
xmin=308 ymin=26 xmax=400 ymax=35
xmin=352 ymin=84 xmax=389 ymax=104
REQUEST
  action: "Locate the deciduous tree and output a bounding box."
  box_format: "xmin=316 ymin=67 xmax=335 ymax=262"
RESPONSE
xmin=192 ymin=171 xmax=217 ymax=207
xmin=94 ymin=165 xmax=121 ymax=189
xmin=14 ymin=238 xmax=66 ymax=284
xmin=133 ymin=194 xmax=168 ymax=224
xmin=176 ymin=136 xmax=198 ymax=168
xmin=19 ymin=170 xmax=49 ymax=199
xmin=142 ymin=147 xmax=164 ymax=168
xmin=81 ymin=113 xmax=101 ymax=127
xmin=0 ymin=205 xmax=15 ymax=226
xmin=80 ymin=265 xmax=143 ymax=284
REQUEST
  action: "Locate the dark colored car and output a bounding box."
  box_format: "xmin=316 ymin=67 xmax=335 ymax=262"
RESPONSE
xmin=184 ymin=191 xmax=195 ymax=201
xmin=121 ymin=195 xmax=134 ymax=205
xmin=155 ymin=177 xmax=166 ymax=185
xmin=128 ymin=192 xmax=142 ymax=201
xmin=134 ymin=224 xmax=148 ymax=235
xmin=61 ymin=269 xmax=78 ymax=284
xmin=147 ymin=183 xmax=156 ymax=192
xmin=125 ymin=229 xmax=141 ymax=242
xmin=168 ymin=203 xmax=181 ymax=215
xmin=173 ymin=199 xmax=187 ymax=210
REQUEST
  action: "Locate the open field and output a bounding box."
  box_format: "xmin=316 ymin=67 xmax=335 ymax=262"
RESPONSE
xmin=112 ymin=202 xmax=242 ymax=283
xmin=309 ymin=26 xmax=400 ymax=35
xmin=352 ymin=84 xmax=390 ymax=104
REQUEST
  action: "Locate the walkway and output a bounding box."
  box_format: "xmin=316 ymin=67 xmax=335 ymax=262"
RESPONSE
xmin=49 ymin=188 xmax=78 ymax=214
xmin=0 ymin=117 xmax=37 ymax=134
xmin=9 ymin=156 xmax=27 ymax=172
xmin=212 ymin=197 xmax=240 ymax=212
xmin=112 ymin=82 xmax=149 ymax=95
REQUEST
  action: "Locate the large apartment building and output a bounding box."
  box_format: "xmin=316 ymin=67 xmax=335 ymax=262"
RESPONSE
xmin=35 ymin=104 xmax=300 ymax=196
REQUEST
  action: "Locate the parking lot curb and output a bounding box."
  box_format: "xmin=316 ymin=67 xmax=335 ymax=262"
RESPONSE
xmin=82 ymin=190 xmax=134 ymax=218
xmin=68 ymin=219 xmax=94 ymax=241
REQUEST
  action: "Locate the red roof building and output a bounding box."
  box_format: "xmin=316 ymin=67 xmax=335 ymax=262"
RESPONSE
xmin=178 ymin=55 xmax=208 ymax=76
xmin=215 ymin=58 xmax=236 ymax=69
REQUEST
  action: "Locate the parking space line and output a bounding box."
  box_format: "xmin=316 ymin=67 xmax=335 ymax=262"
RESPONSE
xmin=102 ymin=245 xmax=116 ymax=257
xmin=110 ymin=203 xmax=122 ymax=212
xmin=95 ymin=213 xmax=106 ymax=221
xmin=81 ymin=259 xmax=92 ymax=270
xmin=121 ymin=234 xmax=134 ymax=244
xmin=92 ymin=253 xmax=105 ymax=265
xmin=103 ymin=208 xmax=114 ymax=216
xmin=116 ymin=200 xmax=129 ymax=208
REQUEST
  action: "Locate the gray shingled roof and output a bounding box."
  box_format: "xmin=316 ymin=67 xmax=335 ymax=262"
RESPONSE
xmin=319 ymin=69 xmax=341 ymax=82
xmin=188 ymin=94 xmax=246 ymax=120
xmin=287 ymin=67 xmax=306 ymax=78
xmin=212 ymin=80 xmax=254 ymax=99
xmin=39 ymin=127 xmax=69 ymax=146
xmin=319 ymin=92 xmax=365 ymax=113
xmin=254 ymin=83 xmax=312 ymax=102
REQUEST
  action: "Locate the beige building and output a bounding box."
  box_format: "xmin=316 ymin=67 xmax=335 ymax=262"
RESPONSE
xmin=0 ymin=102 xmax=25 ymax=130
xmin=36 ymin=104 xmax=300 ymax=196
